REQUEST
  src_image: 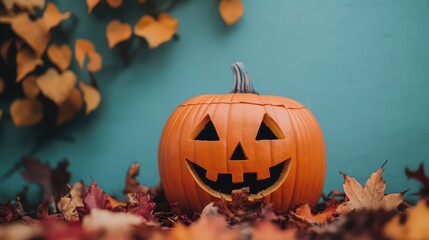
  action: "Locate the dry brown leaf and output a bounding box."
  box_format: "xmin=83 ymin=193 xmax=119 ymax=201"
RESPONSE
xmin=167 ymin=216 xmax=240 ymax=240
xmin=16 ymin=48 xmax=43 ymax=82
xmin=0 ymin=77 xmax=4 ymax=94
xmin=0 ymin=15 xmax=15 ymax=24
xmin=59 ymin=181 xmax=86 ymax=221
xmin=0 ymin=224 xmax=43 ymax=240
xmin=406 ymin=163 xmax=429 ymax=196
xmin=106 ymin=0 xmax=122 ymax=8
xmin=219 ymin=0 xmax=244 ymax=26
xmin=11 ymin=14 xmax=50 ymax=56
xmin=124 ymin=164 xmax=149 ymax=194
xmin=252 ymin=222 xmax=297 ymax=240
xmin=2 ymin=0 xmax=45 ymax=13
xmin=75 ymin=39 xmax=102 ymax=73
xmin=47 ymin=44 xmax=72 ymax=71
xmin=137 ymin=0 xmax=147 ymax=4
xmin=57 ymin=88 xmax=83 ymax=125
xmin=87 ymin=0 xmax=101 ymax=13
xmin=134 ymin=13 xmax=178 ymax=48
xmin=36 ymin=68 xmax=77 ymax=105
xmin=41 ymin=3 xmax=71 ymax=32
xmin=79 ymin=81 xmax=101 ymax=114
xmin=106 ymin=20 xmax=132 ymax=48
xmin=10 ymin=98 xmax=43 ymax=127
xmin=1 ymin=40 xmax=12 ymax=61
xmin=82 ymin=208 xmax=145 ymax=233
xmin=22 ymin=75 xmax=40 ymax=98
xmin=0 ymin=109 xmax=2 ymax=120
xmin=384 ymin=198 xmax=429 ymax=240
xmin=335 ymin=167 xmax=403 ymax=214
xmin=292 ymin=203 xmax=337 ymax=224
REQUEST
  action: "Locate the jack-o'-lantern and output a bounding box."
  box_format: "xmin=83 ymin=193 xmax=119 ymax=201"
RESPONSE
xmin=158 ymin=62 xmax=326 ymax=213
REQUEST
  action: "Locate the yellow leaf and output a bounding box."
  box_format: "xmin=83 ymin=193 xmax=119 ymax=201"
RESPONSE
xmin=22 ymin=75 xmax=40 ymax=98
xmin=57 ymin=88 xmax=83 ymax=125
xmin=219 ymin=0 xmax=244 ymax=26
xmin=47 ymin=44 xmax=72 ymax=71
xmin=106 ymin=0 xmax=122 ymax=8
xmin=335 ymin=167 xmax=403 ymax=214
xmin=106 ymin=20 xmax=132 ymax=48
xmin=16 ymin=48 xmax=43 ymax=82
xmin=2 ymin=0 xmax=45 ymax=13
xmin=87 ymin=0 xmax=101 ymax=13
xmin=36 ymin=68 xmax=77 ymax=105
xmin=11 ymin=14 xmax=50 ymax=56
xmin=10 ymin=98 xmax=43 ymax=127
xmin=384 ymin=198 xmax=429 ymax=240
xmin=80 ymin=81 xmax=101 ymax=114
xmin=134 ymin=13 xmax=178 ymax=48
xmin=0 ymin=77 xmax=4 ymax=94
xmin=41 ymin=2 xmax=71 ymax=32
xmin=75 ymin=39 xmax=102 ymax=73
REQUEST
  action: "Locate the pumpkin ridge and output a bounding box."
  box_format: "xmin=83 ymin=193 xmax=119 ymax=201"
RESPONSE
xmin=177 ymin=105 xmax=198 ymax=212
xmin=190 ymin=101 xmax=214 ymax=209
xmin=283 ymin=107 xmax=299 ymax=209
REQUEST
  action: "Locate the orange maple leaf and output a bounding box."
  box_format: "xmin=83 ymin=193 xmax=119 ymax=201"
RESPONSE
xmin=292 ymin=200 xmax=338 ymax=224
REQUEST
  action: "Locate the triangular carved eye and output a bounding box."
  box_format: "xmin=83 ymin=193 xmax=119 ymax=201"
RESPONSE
xmin=256 ymin=114 xmax=285 ymax=140
xmin=193 ymin=115 xmax=220 ymax=141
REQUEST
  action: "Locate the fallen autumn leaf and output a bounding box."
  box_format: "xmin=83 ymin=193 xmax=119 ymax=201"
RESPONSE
xmin=336 ymin=165 xmax=403 ymax=214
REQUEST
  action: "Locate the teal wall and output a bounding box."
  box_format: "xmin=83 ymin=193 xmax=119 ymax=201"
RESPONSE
xmin=1 ymin=0 xmax=429 ymax=201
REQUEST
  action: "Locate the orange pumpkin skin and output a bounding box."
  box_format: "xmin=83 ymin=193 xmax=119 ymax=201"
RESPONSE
xmin=158 ymin=63 xmax=326 ymax=213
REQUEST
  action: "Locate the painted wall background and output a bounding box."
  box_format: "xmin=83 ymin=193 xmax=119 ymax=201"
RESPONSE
xmin=1 ymin=0 xmax=429 ymax=202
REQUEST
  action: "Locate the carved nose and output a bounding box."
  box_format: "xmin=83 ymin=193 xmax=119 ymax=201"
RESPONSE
xmin=230 ymin=142 xmax=247 ymax=160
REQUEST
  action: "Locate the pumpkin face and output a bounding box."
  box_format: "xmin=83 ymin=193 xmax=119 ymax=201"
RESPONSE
xmin=158 ymin=62 xmax=326 ymax=213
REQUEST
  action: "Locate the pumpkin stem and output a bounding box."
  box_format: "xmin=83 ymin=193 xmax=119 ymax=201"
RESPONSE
xmin=230 ymin=62 xmax=258 ymax=94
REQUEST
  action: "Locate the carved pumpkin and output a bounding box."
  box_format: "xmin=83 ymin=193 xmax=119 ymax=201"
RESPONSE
xmin=158 ymin=62 xmax=326 ymax=213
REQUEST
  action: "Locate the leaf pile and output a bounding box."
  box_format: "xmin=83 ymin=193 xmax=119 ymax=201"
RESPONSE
xmin=1 ymin=158 xmax=428 ymax=239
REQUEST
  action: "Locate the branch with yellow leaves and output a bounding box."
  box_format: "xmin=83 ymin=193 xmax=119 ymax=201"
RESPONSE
xmin=0 ymin=0 xmax=244 ymax=129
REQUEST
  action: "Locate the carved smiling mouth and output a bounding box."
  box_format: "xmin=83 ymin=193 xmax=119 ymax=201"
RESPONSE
xmin=186 ymin=158 xmax=291 ymax=200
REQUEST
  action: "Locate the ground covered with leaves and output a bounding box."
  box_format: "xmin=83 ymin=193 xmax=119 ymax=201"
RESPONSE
xmin=0 ymin=158 xmax=428 ymax=240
